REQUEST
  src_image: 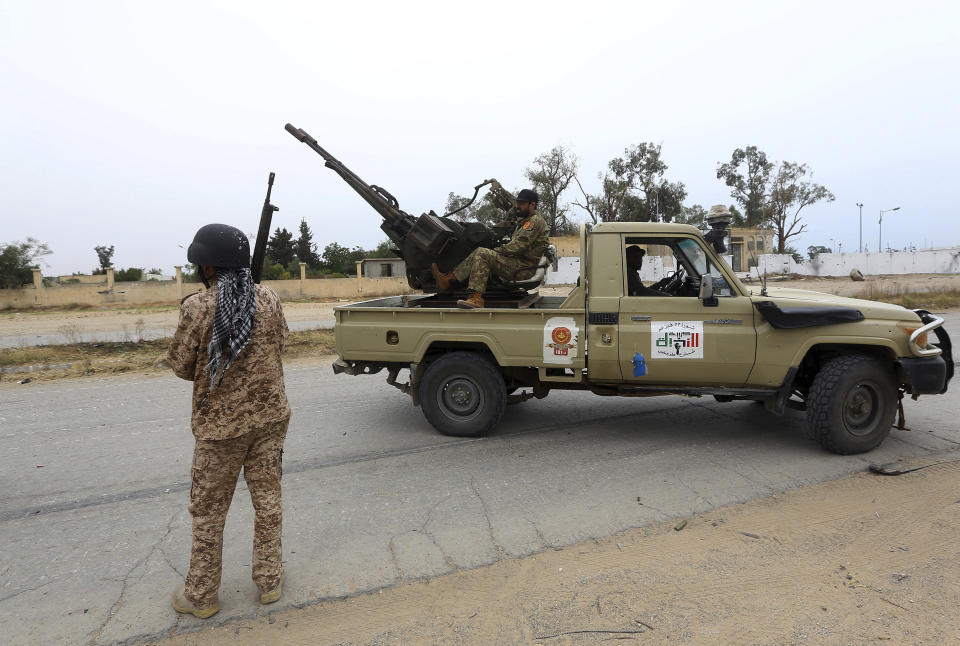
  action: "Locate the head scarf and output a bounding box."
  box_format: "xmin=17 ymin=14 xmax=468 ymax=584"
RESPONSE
xmin=200 ymin=267 xmax=257 ymax=407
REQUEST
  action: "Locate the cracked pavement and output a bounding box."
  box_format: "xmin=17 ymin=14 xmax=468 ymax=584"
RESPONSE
xmin=1 ymin=310 xmax=958 ymax=645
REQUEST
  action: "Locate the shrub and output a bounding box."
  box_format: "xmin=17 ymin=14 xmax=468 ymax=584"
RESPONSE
xmin=115 ymin=267 xmax=144 ymax=282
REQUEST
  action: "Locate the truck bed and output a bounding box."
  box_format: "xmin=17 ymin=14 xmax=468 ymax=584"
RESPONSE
xmin=334 ymin=292 xmax=586 ymax=373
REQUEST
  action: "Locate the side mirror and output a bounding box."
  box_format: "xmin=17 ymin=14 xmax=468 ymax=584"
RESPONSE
xmin=699 ymin=274 xmax=714 ymax=300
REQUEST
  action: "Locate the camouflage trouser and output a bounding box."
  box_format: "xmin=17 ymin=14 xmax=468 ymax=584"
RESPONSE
xmin=451 ymin=248 xmax=531 ymax=294
xmin=184 ymin=418 xmax=289 ymax=607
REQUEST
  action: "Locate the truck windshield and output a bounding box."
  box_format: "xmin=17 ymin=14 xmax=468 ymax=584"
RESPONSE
xmin=675 ymin=238 xmax=735 ymax=296
xmin=676 ymin=238 xmax=709 ymax=276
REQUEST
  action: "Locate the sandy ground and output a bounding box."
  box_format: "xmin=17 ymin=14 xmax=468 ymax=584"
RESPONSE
xmin=155 ymin=454 xmax=960 ymax=646
xmin=2 ymin=275 xmax=957 ymax=346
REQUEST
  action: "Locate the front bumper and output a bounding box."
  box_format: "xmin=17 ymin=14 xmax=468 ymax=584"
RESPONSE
xmin=900 ymin=310 xmax=954 ymax=394
xmin=898 ymin=356 xmax=949 ymax=395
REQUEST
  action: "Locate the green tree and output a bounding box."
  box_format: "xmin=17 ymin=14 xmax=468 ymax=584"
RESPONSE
xmin=716 ymin=146 xmax=774 ymax=227
xmin=673 ymin=203 xmax=708 ymax=227
xmin=0 ymin=238 xmax=52 ymax=288
xmin=266 ymin=227 xmax=295 ymax=268
xmin=574 ymin=143 xmax=684 ymax=224
xmin=445 ymin=191 xmax=504 ymax=226
xmin=295 ymin=219 xmax=321 ymax=267
xmin=321 ymin=242 xmax=366 ymax=274
xmin=767 ymin=162 xmax=835 ymax=253
xmin=262 ymin=263 xmax=292 ymax=280
xmin=367 ymin=240 xmax=397 ymax=259
xmin=524 ymin=145 xmax=579 ymax=236
xmin=114 ymin=267 xmax=144 ymax=281
xmin=806 ymin=245 xmax=832 ymax=259
xmin=784 ymin=246 xmax=804 ymax=264
xmin=94 ymin=244 xmax=115 ymax=274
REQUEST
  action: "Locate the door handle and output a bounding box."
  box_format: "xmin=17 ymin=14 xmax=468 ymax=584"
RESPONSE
xmin=630 ymin=315 xmax=652 ymax=321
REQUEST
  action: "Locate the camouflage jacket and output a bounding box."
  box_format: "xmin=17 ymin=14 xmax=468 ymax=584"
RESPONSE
xmin=167 ymin=284 xmax=291 ymax=440
xmin=494 ymin=212 xmax=550 ymax=265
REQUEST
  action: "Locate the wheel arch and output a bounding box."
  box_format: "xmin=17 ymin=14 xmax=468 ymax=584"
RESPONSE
xmin=416 ymin=334 xmax=506 ymax=365
xmin=793 ymin=341 xmax=898 ymax=394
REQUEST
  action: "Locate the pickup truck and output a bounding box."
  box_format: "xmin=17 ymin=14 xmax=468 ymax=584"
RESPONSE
xmin=331 ymin=222 xmax=952 ymax=455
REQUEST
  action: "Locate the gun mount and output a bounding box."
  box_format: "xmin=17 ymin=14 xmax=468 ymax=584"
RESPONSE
xmin=285 ymin=123 xmax=523 ymax=295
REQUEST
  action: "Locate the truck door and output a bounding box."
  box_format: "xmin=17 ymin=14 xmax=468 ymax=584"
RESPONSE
xmin=617 ymin=235 xmax=757 ymax=386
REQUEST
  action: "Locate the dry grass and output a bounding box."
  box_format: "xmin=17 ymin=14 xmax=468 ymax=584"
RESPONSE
xmin=852 ymin=284 xmax=960 ymax=310
xmin=0 ymin=303 xmax=181 ymax=316
xmin=0 ymin=328 xmax=336 ymax=381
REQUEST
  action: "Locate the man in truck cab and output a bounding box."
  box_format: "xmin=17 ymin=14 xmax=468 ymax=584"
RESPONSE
xmin=432 ymin=188 xmax=550 ymax=308
xmin=625 ymin=245 xmax=666 ymax=296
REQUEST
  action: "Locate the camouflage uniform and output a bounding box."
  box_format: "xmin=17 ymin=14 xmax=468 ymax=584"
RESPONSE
xmin=167 ymin=284 xmax=291 ymax=608
xmin=452 ymin=212 xmax=550 ymax=293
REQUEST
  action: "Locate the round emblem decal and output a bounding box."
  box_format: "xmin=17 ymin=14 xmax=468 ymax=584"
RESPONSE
xmin=552 ymin=326 xmax=571 ymax=345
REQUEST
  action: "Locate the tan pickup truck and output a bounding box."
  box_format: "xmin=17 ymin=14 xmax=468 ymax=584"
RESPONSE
xmin=332 ymin=222 xmax=952 ymax=454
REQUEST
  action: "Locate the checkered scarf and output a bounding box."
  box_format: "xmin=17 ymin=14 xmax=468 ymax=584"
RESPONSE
xmin=200 ymin=267 xmax=257 ymax=407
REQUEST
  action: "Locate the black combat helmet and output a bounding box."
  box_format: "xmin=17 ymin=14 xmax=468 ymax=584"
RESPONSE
xmin=515 ymin=188 xmax=539 ymax=204
xmin=187 ymin=224 xmax=251 ymax=268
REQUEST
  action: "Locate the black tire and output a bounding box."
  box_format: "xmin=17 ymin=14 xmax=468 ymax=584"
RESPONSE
xmin=419 ymin=352 xmax=507 ymax=437
xmin=713 ymin=395 xmax=735 ymax=403
xmin=806 ymin=355 xmax=897 ymax=454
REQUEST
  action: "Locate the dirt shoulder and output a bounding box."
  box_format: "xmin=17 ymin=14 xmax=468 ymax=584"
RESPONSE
xmin=0 ymin=300 xmax=346 ymax=344
xmin=155 ymin=455 xmax=960 ymax=646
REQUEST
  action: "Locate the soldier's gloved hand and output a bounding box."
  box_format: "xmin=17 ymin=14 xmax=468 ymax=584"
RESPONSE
xmin=155 ymin=356 xmax=171 ymax=370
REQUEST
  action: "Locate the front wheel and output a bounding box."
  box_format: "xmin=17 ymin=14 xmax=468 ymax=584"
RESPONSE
xmin=806 ymin=355 xmax=897 ymax=454
xmin=419 ymin=352 xmax=507 ymax=437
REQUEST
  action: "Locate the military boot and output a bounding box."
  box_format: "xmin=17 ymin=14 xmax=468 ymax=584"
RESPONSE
xmin=171 ymin=587 xmax=220 ymax=619
xmin=431 ymin=263 xmax=453 ymax=291
xmin=260 ymin=571 xmax=285 ymax=604
xmin=456 ymin=292 xmax=484 ymax=309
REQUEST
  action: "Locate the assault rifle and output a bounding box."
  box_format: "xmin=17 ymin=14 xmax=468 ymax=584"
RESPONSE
xmin=251 ymin=172 xmax=279 ymax=283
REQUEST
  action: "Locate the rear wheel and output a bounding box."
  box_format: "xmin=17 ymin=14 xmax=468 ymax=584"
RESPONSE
xmin=419 ymin=352 xmax=507 ymax=437
xmin=807 ymin=355 xmax=897 ymax=454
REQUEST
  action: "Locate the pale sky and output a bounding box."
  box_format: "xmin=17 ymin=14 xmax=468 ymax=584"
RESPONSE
xmin=2 ymin=0 xmax=958 ymax=275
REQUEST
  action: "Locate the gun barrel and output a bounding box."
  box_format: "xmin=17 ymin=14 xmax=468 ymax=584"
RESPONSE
xmin=284 ymin=123 xmax=408 ymax=223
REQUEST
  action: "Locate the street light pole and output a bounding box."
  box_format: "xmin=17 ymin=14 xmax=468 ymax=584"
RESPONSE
xmin=856 ymin=202 xmax=864 ymax=252
xmin=879 ymin=206 xmax=901 ymax=252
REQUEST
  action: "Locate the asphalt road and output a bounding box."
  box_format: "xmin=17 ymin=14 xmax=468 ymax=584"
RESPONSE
xmin=0 ymin=319 xmax=333 ymax=349
xmin=2 ymin=342 xmax=959 ymax=645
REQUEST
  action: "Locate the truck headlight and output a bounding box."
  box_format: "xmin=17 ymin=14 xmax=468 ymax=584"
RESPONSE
xmin=904 ymin=327 xmax=928 ymax=348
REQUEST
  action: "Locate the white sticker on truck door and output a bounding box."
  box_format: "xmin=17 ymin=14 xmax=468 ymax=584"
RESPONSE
xmin=651 ymin=320 xmax=704 ymax=359
xmin=543 ymin=317 xmax=579 ymax=365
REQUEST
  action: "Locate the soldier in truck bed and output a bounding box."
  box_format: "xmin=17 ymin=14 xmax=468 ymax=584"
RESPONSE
xmin=432 ymin=188 xmax=550 ymax=308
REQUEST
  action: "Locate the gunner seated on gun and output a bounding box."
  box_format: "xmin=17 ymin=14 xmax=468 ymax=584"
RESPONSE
xmin=432 ymin=188 xmax=550 ymax=308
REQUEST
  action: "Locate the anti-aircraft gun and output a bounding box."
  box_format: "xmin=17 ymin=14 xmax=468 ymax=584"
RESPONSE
xmin=285 ymin=123 xmax=525 ymax=297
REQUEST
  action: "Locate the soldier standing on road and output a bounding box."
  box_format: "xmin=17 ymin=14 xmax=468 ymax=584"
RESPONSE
xmin=166 ymin=224 xmax=291 ymax=619
xmin=432 ymin=188 xmax=550 ymax=308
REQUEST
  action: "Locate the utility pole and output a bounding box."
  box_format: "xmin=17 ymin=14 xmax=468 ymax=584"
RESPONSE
xmin=879 ymin=206 xmax=901 ymax=252
xmin=856 ymin=203 xmax=864 ymax=252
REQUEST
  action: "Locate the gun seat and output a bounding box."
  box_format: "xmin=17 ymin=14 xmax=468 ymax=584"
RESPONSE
xmin=507 ymin=245 xmax=558 ymax=290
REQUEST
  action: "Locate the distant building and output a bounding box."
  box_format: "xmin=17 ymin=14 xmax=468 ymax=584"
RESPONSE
xmin=727 ymin=228 xmax=775 ymax=272
xmin=361 ymin=257 xmax=406 ymax=278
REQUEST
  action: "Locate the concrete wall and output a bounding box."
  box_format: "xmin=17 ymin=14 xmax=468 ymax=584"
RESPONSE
xmin=546 ymin=255 xmax=678 ymax=285
xmin=754 ymin=248 xmax=960 ymax=277
xmin=549 ymin=236 xmax=580 ymax=258
xmin=0 ymin=272 xmax=412 ymax=309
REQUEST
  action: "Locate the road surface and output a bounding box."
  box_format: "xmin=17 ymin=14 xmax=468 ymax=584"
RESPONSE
xmin=1 ymin=344 xmax=958 ymax=644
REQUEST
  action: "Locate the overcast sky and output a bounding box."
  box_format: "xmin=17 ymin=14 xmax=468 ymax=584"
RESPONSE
xmin=2 ymin=0 xmax=958 ymax=275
